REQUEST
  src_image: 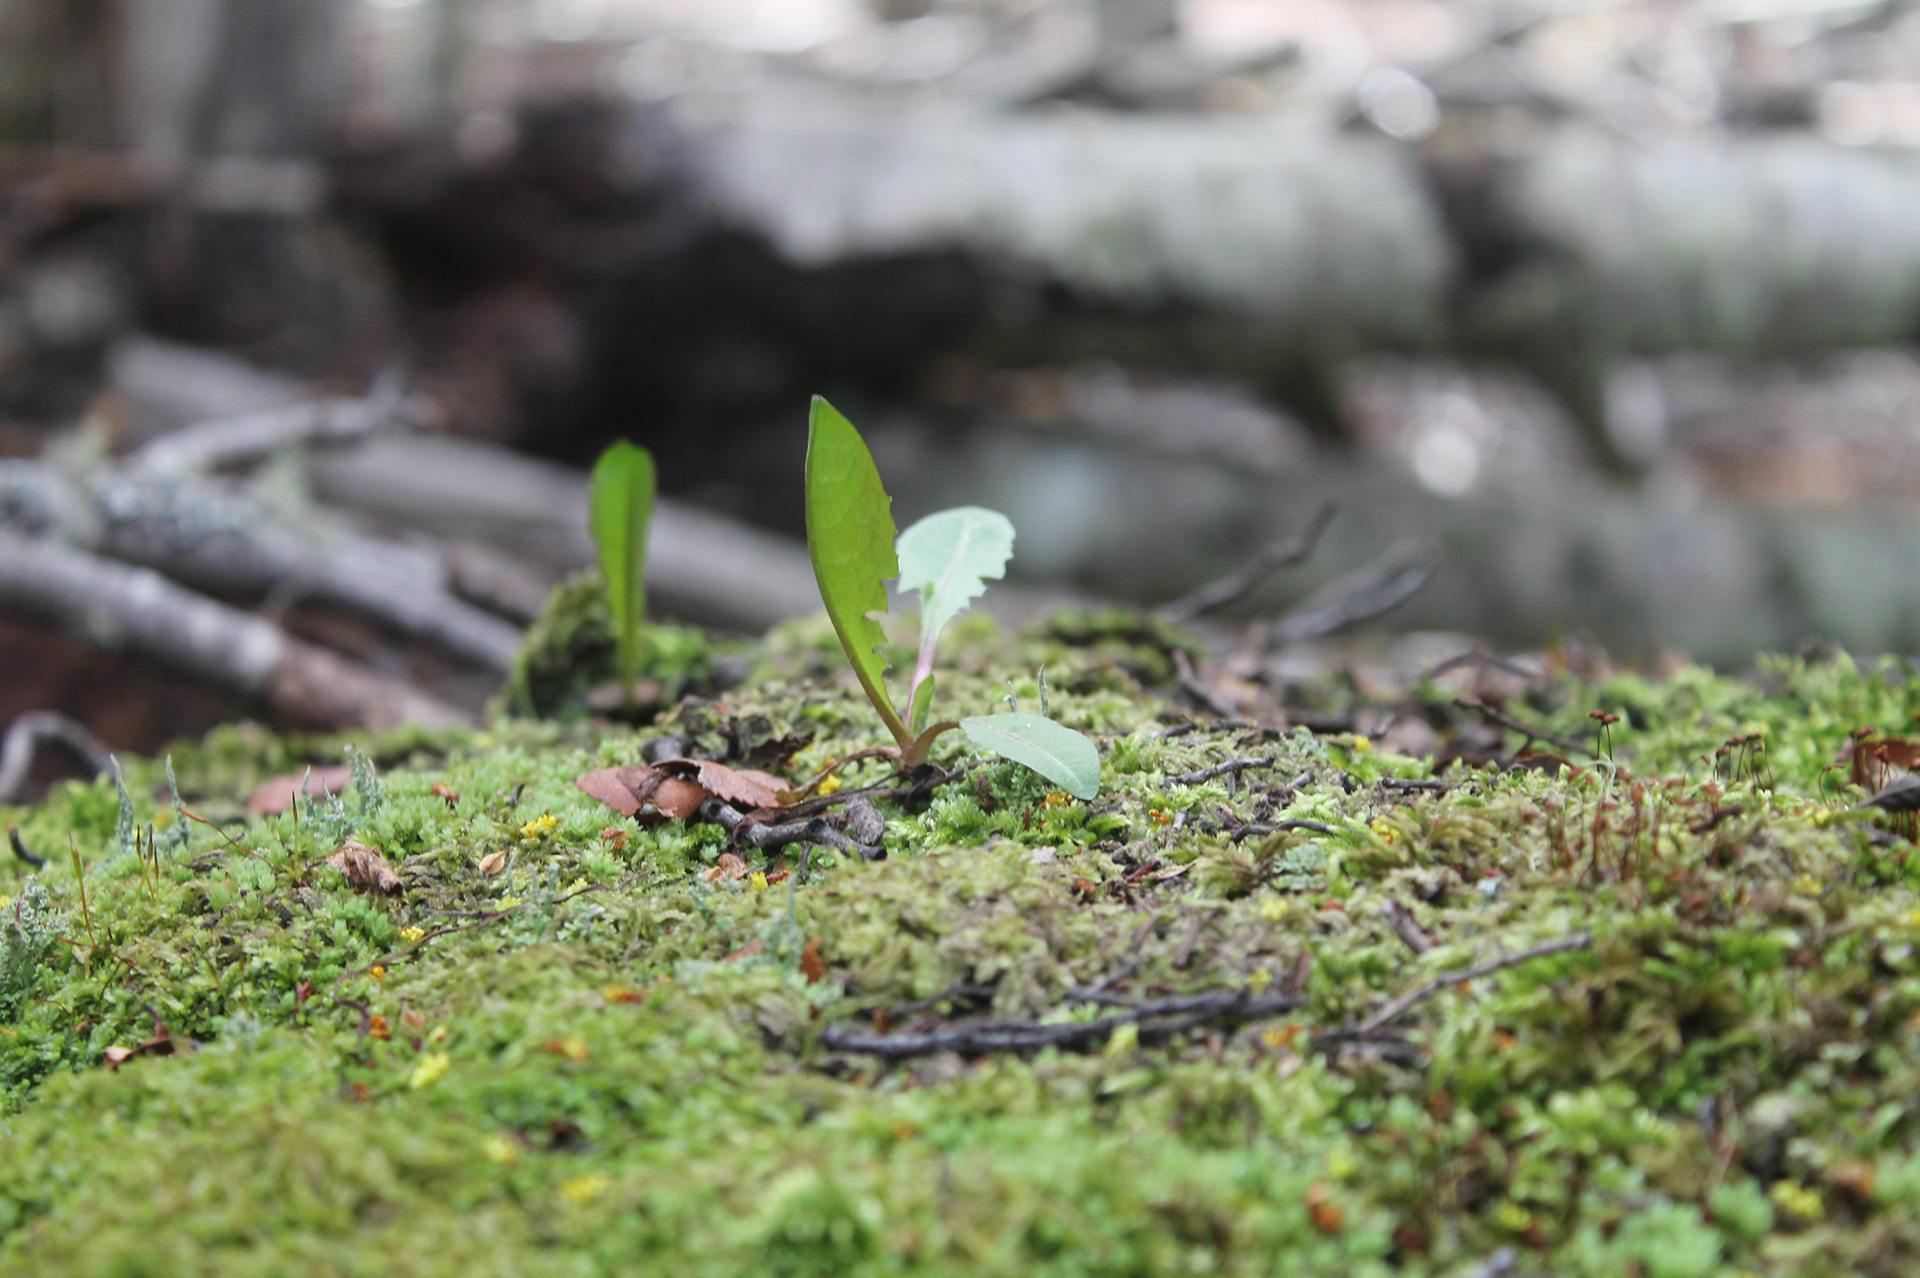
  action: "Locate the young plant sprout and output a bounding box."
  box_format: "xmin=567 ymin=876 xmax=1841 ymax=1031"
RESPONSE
xmin=804 ymin=396 xmax=1101 ymax=799
xmin=589 ymin=440 xmax=657 ymax=713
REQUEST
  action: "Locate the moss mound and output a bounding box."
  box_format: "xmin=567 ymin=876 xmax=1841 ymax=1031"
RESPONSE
xmin=7 ymin=618 xmax=1920 ymax=1275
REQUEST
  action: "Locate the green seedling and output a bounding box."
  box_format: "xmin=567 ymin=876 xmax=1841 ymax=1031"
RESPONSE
xmin=589 ymin=440 xmax=657 ymax=713
xmin=804 ymin=396 xmax=1100 ymax=799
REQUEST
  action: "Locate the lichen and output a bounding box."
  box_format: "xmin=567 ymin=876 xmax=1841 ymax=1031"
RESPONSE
xmin=7 ymin=628 xmax=1920 ymax=1274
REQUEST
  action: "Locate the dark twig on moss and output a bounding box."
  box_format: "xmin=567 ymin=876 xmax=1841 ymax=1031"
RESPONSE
xmin=698 ymin=798 xmax=865 ymax=857
xmin=1228 ymin=817 xmax=1336 ymax=842
xmin=1347 ymin=933 xmax=1593 ymax=1037
xmin=1159 ymin=499 xmax=1338 ymax=623
xmin=1382 ymin=899 xmax=1435 ymax=954
xmin=8 ymin=827 xmax=45 ymax=869
xmin=0 ymin=711 xmax=112 ymax=804
xmin=820 ymin=988 xmax=1303 ymax=1059
xmin=1380 ymin=777 xmax=1458 ymax=793
xmin=1167 ymin=756 xmax=1277 ymax=786
xmin=1453 ymin=698 xmax=1594 ymax=760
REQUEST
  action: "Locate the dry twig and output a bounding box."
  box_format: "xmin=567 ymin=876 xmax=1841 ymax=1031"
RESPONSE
xmin=1159 ymin=500 xmax=1337 ymax=623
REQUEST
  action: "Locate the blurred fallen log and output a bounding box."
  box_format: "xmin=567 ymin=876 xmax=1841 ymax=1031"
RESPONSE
xmin=0 ymin=460 xmax=524 ymax=670
xmin=125 ymin=377 xmax=427 ymax=478
xmin=0 ymin=711 xmax=111 ymax=804
xmin=0 ymin=532 xmax=468 ymax=729
xmin=308 ymin=434 xmax=825 ymax=633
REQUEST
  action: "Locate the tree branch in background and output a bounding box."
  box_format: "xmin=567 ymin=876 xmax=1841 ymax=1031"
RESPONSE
xmin=0 ymin=532 xmax=467 ymax=729
xmin=1159 ymin=499 xmax=1337 ymax=623
xmin=1270 ymin=539 xmax=1436 ymax=645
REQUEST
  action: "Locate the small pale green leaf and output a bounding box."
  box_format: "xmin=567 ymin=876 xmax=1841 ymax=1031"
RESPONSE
xmin=909 ymin=674 xmax=936 ymax=735
xmin=897 ymin=506 xmax=1014 ymax=648
xmin=960 ymin=713 xmax=1101 ymax=800
xmin=806 ymin=396 xmax=908 ymax=746
xmin=590 ymin=441 xmax=656 ymax=693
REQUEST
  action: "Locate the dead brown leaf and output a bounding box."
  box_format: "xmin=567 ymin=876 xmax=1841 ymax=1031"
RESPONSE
xmin=702 ymin=852 xmax=750 ymax=883
xmin=575 ymin=766 xmax=710 ymax=820
xmin=799 ymin=938 xmax=826 ymax=984
xmin=430 ymin=782 xmax=459 ymax=807
xmin=477 ymin=850 xmax=508 ymax=875
xmin=246 ymin=766 xmax=352 ymax=816
xmin=326 ymin=841 xmax=404 ymax=895
xmin=660 ymin=759 xmax=787 ymax=810
xmin=723 ymin=939 xmax=765 ymax=962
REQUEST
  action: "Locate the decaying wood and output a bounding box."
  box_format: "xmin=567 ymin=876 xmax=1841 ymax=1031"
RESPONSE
xmin=0 ymin=531 xmax=467 ymax=729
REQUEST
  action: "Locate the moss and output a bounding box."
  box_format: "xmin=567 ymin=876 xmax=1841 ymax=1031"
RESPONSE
xmin=500 ymin=571 xmax=734 ymax=720
xmin=12 ymin=632 xmax=1920 ymax=1272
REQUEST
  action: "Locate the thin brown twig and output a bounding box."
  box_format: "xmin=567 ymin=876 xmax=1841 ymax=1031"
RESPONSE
xmin=1166 ymin=756 xmax=1278 ymax=786
xmin=1350 ymin=933 xmax=1593 ymax=1036
xmin=1158 ymin=499 xmax=1338 ymax=623
xmin=819 ymin=988 xmax=1304 ymax=1060
xmin=329 ymin=882 xmax=614 ymax=994
xmin=1453 ymin=699 xmax=1594 ymax=760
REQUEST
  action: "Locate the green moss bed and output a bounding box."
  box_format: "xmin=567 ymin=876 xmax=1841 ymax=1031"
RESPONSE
xmin=10 ymin=600 xmax=1920 ymax=1276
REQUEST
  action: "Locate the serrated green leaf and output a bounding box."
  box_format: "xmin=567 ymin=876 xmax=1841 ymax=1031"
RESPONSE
xmin=960 ymin=713 xmax=1102 ymax=800
xmin=590 ymin=440 xmax=656 ymax=697
xmin=806 ymin=396 xmax=909 ymax=747
xmin=897 ymin=505 xmax=1014 ymax=647
xmin=898 ymin=506 xmax=1014 ymax=725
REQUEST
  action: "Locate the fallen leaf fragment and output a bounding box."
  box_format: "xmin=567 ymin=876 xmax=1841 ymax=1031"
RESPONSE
xmin=800 ymin=938 xmax=826 ymax=984
xmin=575 ymin=765 xmax=710 ymax=820
xmin=326 ymin=841 xmax=404 ymax=895
xmin=246 ymin=766 xmax=352 ymax=816
xmin=1306 ymin=1183 xmax=1344 ymax=1234
xmin=430 ymin=782 xmax=459 ymax=807
xmin=723 ymin=939 xmax=765 ymax=963
xmin=477 ymin=850 xmax=508 ymax=875
xmin=369 ymin=1015 xmax=391 ymax=1041
xmin=602 ymin=985 xmax=643 ymax=1004
xmin=661 ymin=759 xmax=787 ymax=810
xmin=702 ymin=852 xmax=750 ymax=883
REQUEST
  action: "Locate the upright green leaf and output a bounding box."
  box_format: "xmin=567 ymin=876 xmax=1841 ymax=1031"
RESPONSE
xmin=590 ymin=440 xmax=656 ymax=699
xmin=960 ymin=713 xmax=1102 ymax=800
xmin=805 ymin=396 xmax=909 ymax=747
xmin=897 ymin=506 xmax=1014 ymax=725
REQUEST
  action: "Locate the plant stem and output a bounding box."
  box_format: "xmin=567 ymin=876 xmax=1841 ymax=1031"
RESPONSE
xmin=67 ymin=834 xmax=95 ymax=947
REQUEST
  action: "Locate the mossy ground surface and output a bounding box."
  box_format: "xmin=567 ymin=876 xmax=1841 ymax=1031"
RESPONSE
xmin=9 ymin=603 xmax=1920 ymax=1276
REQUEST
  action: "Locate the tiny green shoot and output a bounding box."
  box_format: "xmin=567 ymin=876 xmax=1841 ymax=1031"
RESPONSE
xmin=589 ymin=440 xmax=657 ymax=713
xmin=803 ymin=395 xmax=1101 ymax=798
